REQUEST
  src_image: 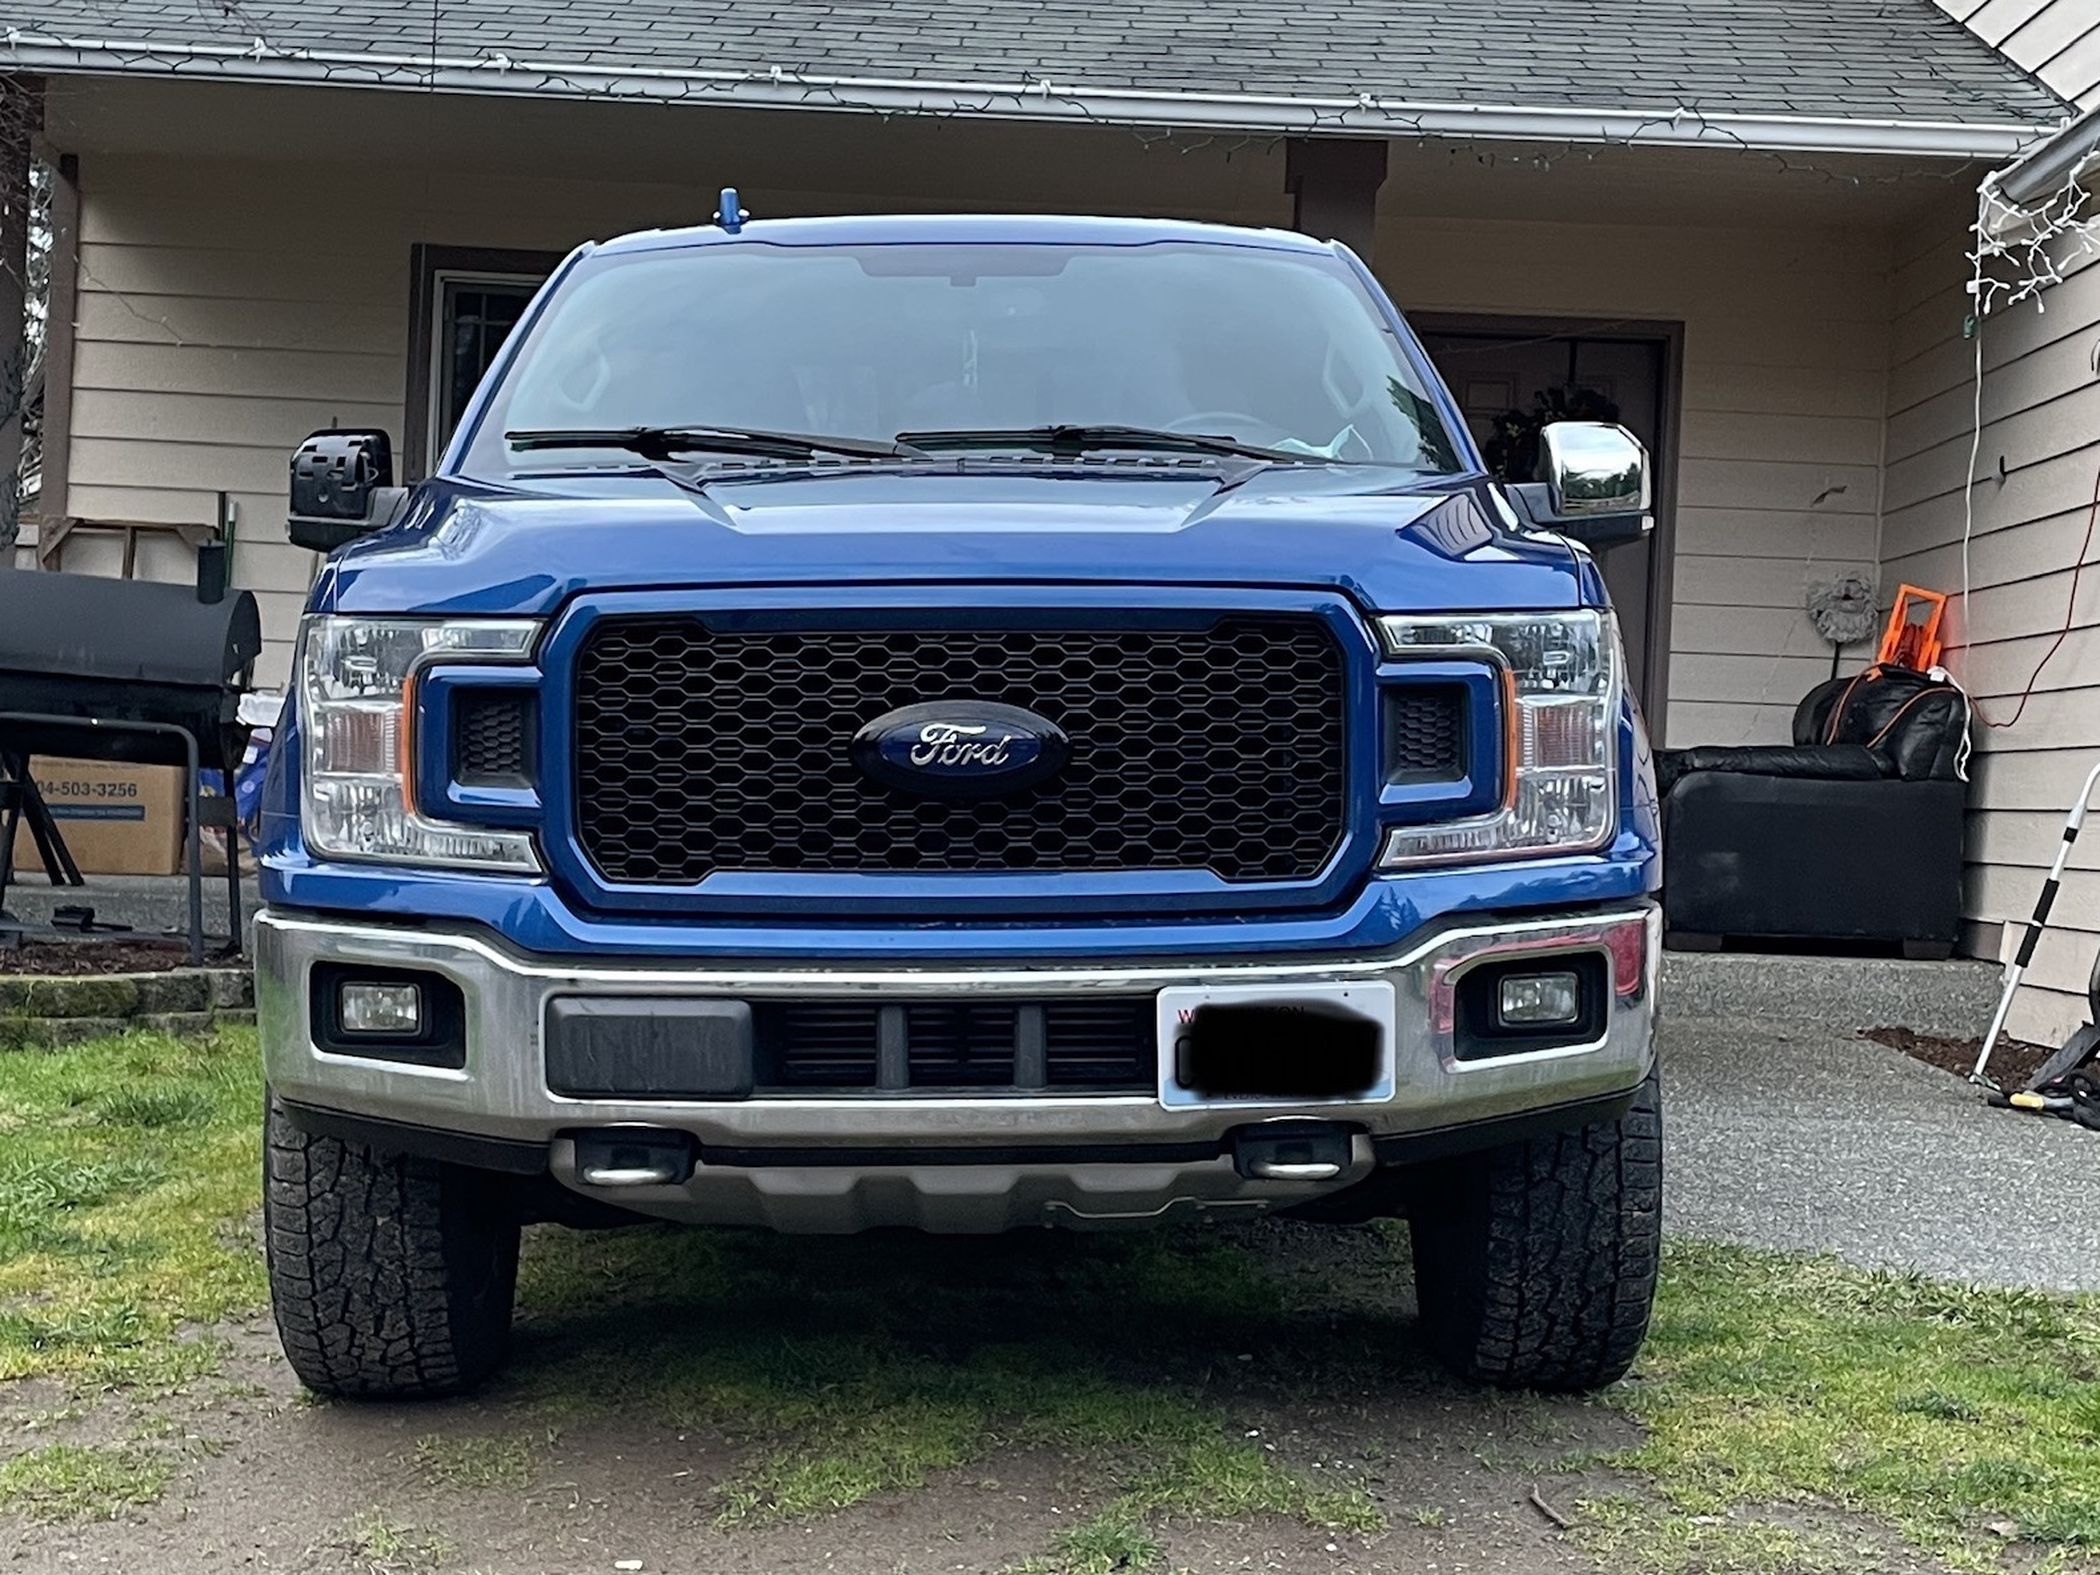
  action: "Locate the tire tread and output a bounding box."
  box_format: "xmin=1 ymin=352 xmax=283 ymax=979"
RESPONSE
xmin=264 ymin=1096 xmax=519 ymax=1399
xmin=1411 ymin=1068 xmax=1662 ymax=1391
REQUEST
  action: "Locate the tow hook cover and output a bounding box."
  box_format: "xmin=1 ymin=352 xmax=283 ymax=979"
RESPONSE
xmin=573 ymin=1129 xmax=696 ymax=1188
xmin=1230 ymin=1121 xmax=1356 ymax=1182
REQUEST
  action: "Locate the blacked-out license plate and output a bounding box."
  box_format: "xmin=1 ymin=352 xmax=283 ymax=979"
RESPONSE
xmin=1155 ymin=982 xmax=1396 ymax=1107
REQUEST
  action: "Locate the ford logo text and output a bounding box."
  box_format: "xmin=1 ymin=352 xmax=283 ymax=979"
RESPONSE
xmin=852 ymin=700 xmax=1070 ymax=799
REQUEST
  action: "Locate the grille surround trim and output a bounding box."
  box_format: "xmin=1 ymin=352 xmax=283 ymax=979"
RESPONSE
xmin=536 ymin=587 xmax=1392 ymax=919
xmin=575 ymin=613 xmax=1346 ymax=884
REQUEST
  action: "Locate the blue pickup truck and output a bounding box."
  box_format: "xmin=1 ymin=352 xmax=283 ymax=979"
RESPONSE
xmin=257 ymin=207 xmax=1663 ymax=1402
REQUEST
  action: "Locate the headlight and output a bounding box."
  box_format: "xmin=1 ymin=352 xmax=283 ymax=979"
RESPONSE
xmin=298 ymin=615 xmax=543 ymax=872
xmin=1377 ymin=610 xmax=1619 ymax=865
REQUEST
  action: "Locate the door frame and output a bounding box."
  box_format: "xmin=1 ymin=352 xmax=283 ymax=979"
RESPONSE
xmin=1410 ymin=311 xmax=1684 ymax=745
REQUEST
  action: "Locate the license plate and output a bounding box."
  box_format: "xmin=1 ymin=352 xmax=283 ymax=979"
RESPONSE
xmin=1156 ymin=981 xmax=1396 ymax=1108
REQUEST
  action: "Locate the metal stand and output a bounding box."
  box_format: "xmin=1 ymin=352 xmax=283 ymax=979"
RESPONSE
xmin=0 ymin=713 xmax=211 ymax=966
xmin=0 ymin=751 xmax=86 ymax=949
xmin=0 ymin=750 xmax=84 ymax=887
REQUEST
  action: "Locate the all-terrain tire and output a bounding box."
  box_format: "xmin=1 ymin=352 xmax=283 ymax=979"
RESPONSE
xmin=264 ymin=1095 xmax=521 ymax=1399
xmin=1407 ymin=1066 xmax=1662 ymax=1391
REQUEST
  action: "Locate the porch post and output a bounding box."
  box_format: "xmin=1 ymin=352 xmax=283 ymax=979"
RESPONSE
xmin=0 ymin=75 xmax=39 ymax=569
xmin=1285 ymin=137 xmax=1388 ymax=265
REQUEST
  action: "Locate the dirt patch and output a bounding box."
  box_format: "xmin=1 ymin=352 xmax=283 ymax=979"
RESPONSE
xmin=0 ymin=1224 xmax=1642 ymax=1575
xmin=2 ymin=1367 xmax=1626 ymax=1575
xmin=0 ymin=939 xmax=199 ymax=975
xmin=1863 ymin=1024 xmax=2061 ymax=1089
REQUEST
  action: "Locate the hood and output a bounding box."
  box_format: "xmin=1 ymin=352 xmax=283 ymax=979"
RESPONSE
xmin=316 ymin=464 xmax=1600 ymax=617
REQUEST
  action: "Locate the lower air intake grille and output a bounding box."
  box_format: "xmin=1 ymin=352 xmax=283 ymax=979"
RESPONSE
xmin=756 ymin=998 xmax=1156 ymax=1093
xmin=456 ymin=692 xmax=533 ymax=785
xmin=762 ymin=1003 xmax=879 ymax=1088
xmin=1041 ymin=1001 xmax=1155 ymax=1088
xmin=906 ymin=1003 xmax=1020 ymax=1087
xmin=1383 ymin=686 xmax=1465 ymax=781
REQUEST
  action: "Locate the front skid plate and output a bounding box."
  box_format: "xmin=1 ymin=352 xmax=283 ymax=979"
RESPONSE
xmin=547 ymin=1134 xmax=1381 ymax=1233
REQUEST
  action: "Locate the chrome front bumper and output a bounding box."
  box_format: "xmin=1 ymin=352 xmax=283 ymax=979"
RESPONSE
xmin=256 ymin=903 xmax=1659 ymax=1232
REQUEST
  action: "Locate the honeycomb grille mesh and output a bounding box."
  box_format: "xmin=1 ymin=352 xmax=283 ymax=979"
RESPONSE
xmin=1384 ymin=687 xmax=1465 ymax=779
xmin=572 ymin=616 xmax=1347 ymax=884
xmin=457 ymin=692 xmax=530 ymax=783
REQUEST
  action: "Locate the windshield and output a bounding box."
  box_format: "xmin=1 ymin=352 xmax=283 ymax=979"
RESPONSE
xmin=462 ymin=239 xmax=1466 ymax=473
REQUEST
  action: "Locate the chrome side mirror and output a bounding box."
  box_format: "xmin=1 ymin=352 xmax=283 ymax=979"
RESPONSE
xmin=1543 ymin=421 xmax=1649 ymax=518
xmin=1508 ymin=421 xmax=1652 ymax=547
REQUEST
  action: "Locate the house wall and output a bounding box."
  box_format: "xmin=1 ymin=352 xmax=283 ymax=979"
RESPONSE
xmin=1882 ymin=183 xmax=2100 ymax=1043
xmin=51 ymin=117 xmax=1894 ymax=736
xmin=1936 ymin=0 xmax=2100 ymax=109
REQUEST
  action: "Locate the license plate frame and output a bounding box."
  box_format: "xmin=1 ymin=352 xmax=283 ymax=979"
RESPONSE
xmin=1156 ymin=980 xmax=1397 ymax=1109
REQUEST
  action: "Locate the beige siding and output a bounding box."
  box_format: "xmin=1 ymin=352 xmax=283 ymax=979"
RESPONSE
xmin=1882 ymin=187 xmax=2100 ymax=1042
xmin=1380 ymin=216 xmax=1890 ymax=747
xmin=1937 ymin=0 xmax=2100 ymax=108
xmin=59 ymin=173 xmax=423 ymax=683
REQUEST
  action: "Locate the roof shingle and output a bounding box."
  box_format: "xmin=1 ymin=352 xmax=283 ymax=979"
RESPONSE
xmin=2 ymin=0 xmax=2071 ymax=127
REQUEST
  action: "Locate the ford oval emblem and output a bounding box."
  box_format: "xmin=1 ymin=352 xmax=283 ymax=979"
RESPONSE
xmin=852 ymin=699 xmax=1070 ymax=799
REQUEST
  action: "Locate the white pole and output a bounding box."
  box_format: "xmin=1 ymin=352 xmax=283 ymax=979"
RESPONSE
xmin=1971 ymin=757 xmax=2100 ymax=1084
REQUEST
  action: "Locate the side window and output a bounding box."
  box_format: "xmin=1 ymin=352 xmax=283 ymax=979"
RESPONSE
xmin=429 ymin=274 xmax=541 ymax=469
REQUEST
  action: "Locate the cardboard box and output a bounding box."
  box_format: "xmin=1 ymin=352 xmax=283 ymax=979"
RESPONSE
xmin=10 ymin=756 xmax=185 ymax=877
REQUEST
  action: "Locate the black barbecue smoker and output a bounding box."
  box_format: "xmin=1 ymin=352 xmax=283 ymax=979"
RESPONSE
xmin=0 ymin=563 xmax=262 ymax=963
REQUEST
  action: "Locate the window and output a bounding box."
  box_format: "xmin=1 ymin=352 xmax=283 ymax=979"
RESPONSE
xmin=431 ymin=275 xmax=537 ymax=464
xmin=405 ymin=246 xmax=560 ymax=477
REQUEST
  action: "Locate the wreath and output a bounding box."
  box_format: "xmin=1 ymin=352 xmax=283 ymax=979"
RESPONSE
xmin=1482 ymin=384 xmax=1623 ymax=482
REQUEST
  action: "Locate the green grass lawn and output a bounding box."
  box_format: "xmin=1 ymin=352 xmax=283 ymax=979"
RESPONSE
xmin=1603 ymin=1243 xmax=2100 ymax=1572
xmin=0 ymin=1025 xmax=263 ymax=1392
xmin=1 ymin=1025 xmax=2096 ymax=1574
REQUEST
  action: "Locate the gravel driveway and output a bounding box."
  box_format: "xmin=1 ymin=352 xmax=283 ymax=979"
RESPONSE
xmin=1664 ymin=1012 xmax=2100 ymax=1292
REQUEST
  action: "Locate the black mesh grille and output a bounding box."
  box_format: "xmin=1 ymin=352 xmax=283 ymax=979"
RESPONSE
xmin=1383 ymin=687 xmax=1465 ymax=782
xmin=457 ymin=692 xmax=532 ymax=785
xmin=754 ymin=998 xmax=1155 ymax=1092
xmin=572 ymin=616 xmax=1347 ymax=884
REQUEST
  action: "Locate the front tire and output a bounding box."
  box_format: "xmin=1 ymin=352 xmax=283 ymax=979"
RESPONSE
xmin=1407 ymin=1067 xmax=1662 ymax=1391
xmin=264 ymin=1095 xmax=521 ymax=1399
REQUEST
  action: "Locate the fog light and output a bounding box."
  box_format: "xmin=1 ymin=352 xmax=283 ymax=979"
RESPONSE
xmin=338 ymin=980 xmax=423 ymax=1036
xmin=1497 ymin=971 xmax=1581 ymax=1027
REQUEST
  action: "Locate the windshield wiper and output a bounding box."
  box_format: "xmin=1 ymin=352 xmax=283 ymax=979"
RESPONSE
xmin=895 ymin=423 xmax=1306 ymax=463
xmin=506 ymin=425 xmax=928 ymax=461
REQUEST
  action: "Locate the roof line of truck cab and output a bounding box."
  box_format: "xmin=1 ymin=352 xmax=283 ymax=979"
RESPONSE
xmin=591 ymin=211 xmax=1347 ymax=257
